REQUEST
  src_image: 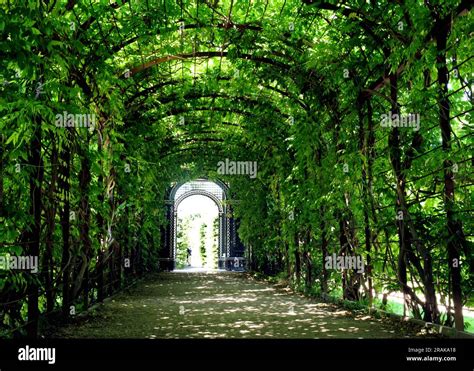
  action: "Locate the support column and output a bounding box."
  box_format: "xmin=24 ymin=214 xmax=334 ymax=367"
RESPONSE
xmin=159 ymin=201 xmax=174 ymax=271
xmin=218 ymin=210 xmax=225 ymax=269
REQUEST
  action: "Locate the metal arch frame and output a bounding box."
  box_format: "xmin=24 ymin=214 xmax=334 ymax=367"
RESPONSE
xmin=172 ymin=189 xmax=226 ymax=266
xmin=160 ymin=178 xmax=244 ymax=271
xmin=168 ymin=177 xmax=230 ymax=202
xmin=174 ymin=190 xmax=223 ymax=213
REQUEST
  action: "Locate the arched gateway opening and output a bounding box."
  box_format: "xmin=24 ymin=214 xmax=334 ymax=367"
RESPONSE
xmin=159 ymin=179 xmax=246 ymax=271
xmin=176 ymin=196 xmax=219 ymax=269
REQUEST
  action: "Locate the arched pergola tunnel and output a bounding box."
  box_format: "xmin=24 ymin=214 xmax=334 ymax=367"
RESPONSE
xmin=0 ymin=0 xmax=472 ymax=340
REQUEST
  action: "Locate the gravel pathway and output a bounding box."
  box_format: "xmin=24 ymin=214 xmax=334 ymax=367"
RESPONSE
xmin=51 ymin=270 xmax=437 ymax=339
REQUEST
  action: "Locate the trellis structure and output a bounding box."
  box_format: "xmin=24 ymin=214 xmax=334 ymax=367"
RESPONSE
xmin=159 ymin=179 xmax=245 ymax=271
xmin=0 ymin=0 xmax=472 ymax=339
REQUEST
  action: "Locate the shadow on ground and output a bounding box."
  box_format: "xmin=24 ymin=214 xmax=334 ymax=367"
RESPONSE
xmin=49 ymin=271 xmax=440 ymax=339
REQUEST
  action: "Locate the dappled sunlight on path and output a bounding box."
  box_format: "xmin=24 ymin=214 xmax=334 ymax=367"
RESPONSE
xmin=52 ymin=272 xmax=438 ymax=339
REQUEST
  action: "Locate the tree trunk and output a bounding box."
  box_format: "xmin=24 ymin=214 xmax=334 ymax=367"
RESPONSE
xmin=303 ymin=229 xmax=312 ymax=289
xmin=25 ymin=115 xmax=43 ymax=337
xmin=434 ymin=15 xmax=465 ymax=331
xmin=60 ymin=132 xmax=72 ymax=318
xmin=78 ymin=153 xmax=92 ymax=308
xmin=388 ymin=74 xmax=411 ymax=315
xmin=43 ymin=137 xmax=58 ymax=313
xmin=294 ymin=231 xmax=301 ymax=285
xmin=320 ymin=209 xmax=329 ymax=296
xmin=358 ymin=95 xmax=373 ymax=305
